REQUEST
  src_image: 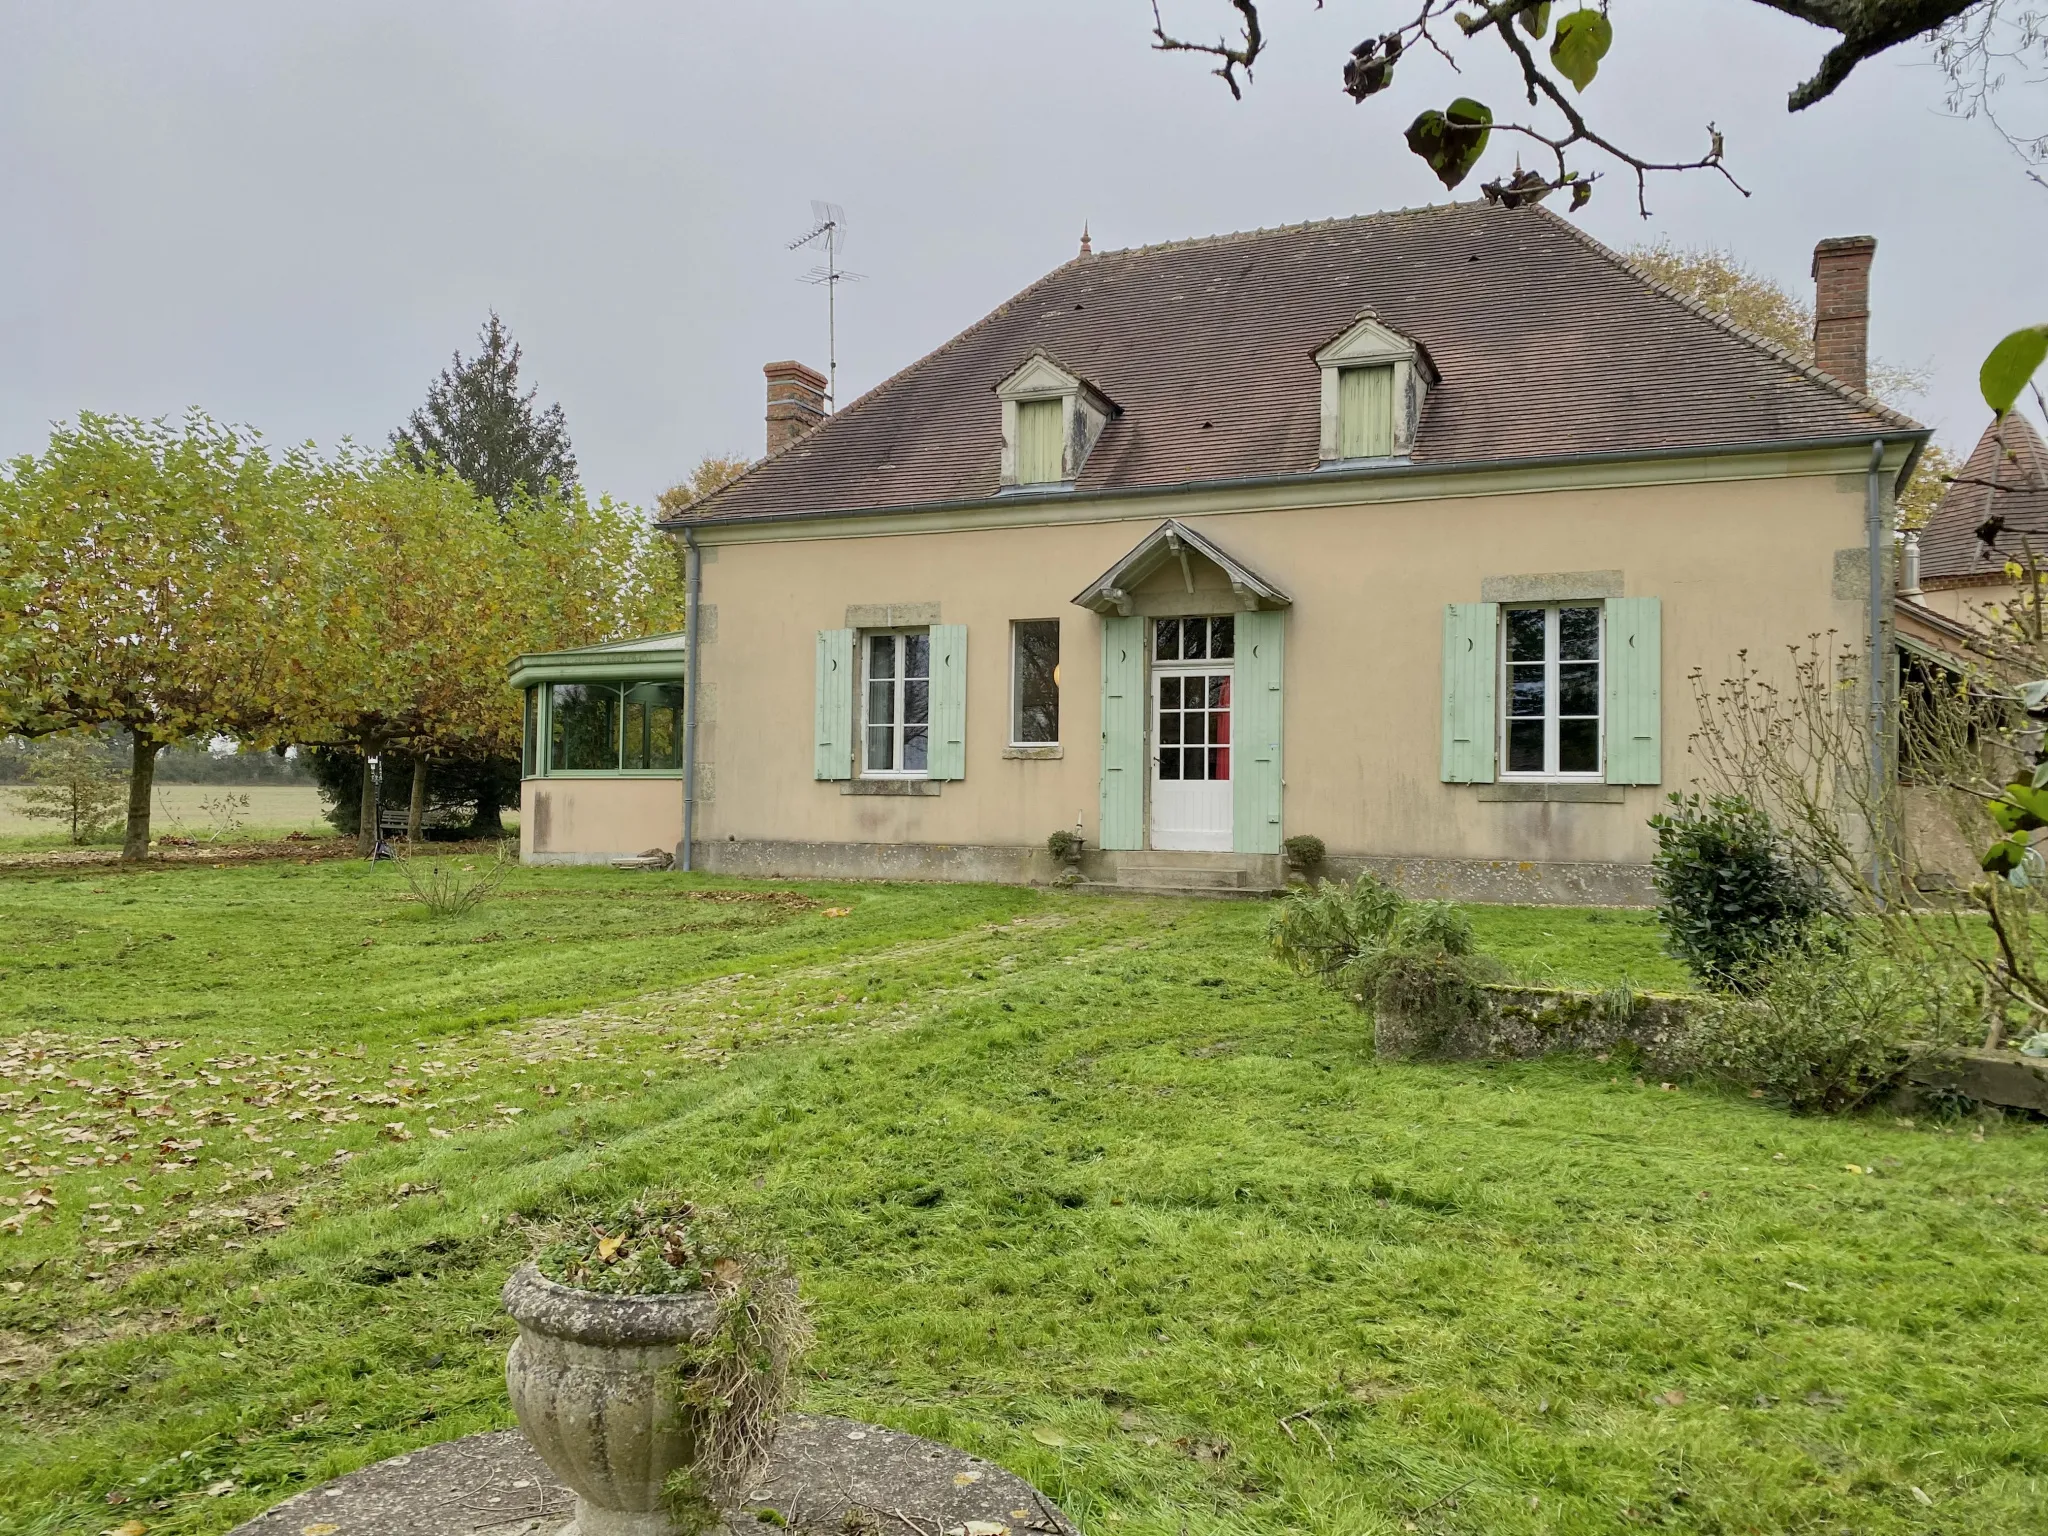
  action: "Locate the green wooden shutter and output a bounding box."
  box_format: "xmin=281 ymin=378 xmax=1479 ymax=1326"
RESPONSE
xmin=1017 ymin=399 xmax=1064 ymax=484
xmin=1232 ymin=610 xmax=1285 ymax=854
xmin=1604 ymin=597 xmax=1662 ymax=785
xmin=1338 ymin=364 xmax=1395 ymax=458
xmin=1440 ymin=602 xmax=1498 ymax=784
xmin=1099 ymin=615 xmax=1145 ymax=850
xmin=928 ymin=624 xmax=968 ymax=780
xmin=814 ymin=628 xmax=853 ymax=780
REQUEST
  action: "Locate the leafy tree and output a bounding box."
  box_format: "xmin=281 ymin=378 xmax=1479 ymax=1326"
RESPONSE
xmin=0 ymin=413 xmax=310 ymax=860
xmin=654 ymin=453 xmax=753 ymax=519
xmin=1149 ymin=2 xmax=2012 ymax=212
xmin=280 ymin=455 xmax=685 ymax=853
xmin=10 ymin=735 xmax=125 ymax=844
xmin=393 ymin=312 xmax=577 ymax=513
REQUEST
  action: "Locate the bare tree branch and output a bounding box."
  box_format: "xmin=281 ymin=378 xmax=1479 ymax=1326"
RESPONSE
xmin=1148 ymin=1 xmax=1997 ymax=210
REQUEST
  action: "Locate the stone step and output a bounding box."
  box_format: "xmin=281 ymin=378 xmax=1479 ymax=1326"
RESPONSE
xmin=1116 ymin=863 xmax=1252 ymax=890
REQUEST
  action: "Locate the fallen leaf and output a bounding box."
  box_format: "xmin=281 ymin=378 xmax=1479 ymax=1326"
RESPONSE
xmin=381 ymin=1122 xmax=411 ymax=1142
xmin=1843 ymin=1164 xmax=1864 ymax=1175
xmin=1783 ymin=1280 xmax=1810 ymax=1292
xmin=1911 ymin=1486 xmax=1934 ymax=1506
xmin=1660 ymin=1389 xmax=1686 ymax=1406
xmin=301 ymin=1525 xmax=341 ymax=1535
xmin=103 ymin=1523 xmax=147 ymax=1536
xmin=596 ymin=1233 xmax=625 ymax=1263
xmin=821 ymin=907 xmax=853 ymax=918
xmin=1029 ymin=1427 xmax=1069 ymax=1448
xmin=204 ymin=1479 xmax=237 ymax=1496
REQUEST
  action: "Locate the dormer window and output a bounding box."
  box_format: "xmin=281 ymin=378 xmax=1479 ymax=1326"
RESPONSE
xmin=1016 ymin=398 xmax=1064 ymax=485
xmin=1337 ymin=364 xmax=1395 ymax=459
xmin=1314 ymin=310 xmax=1436 ymax=464
xmin=995 ymin=350 xmax=1117 ymax=490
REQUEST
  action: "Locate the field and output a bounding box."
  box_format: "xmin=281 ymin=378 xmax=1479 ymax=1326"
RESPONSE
xmin=0 ymin=785 xmax=331 ymax=844
xmin=2 ymin=857 xmax=2044 ymax=1535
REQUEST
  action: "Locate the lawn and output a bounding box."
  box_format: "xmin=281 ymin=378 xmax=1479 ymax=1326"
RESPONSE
xmin=1 ymin=859 xmax=2042 ymax=1535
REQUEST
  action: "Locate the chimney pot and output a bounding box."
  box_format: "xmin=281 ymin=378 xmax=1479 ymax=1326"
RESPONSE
xmin=763 ymin=360 xmax=828 ymax=455
xmin=1810 ymin=235 xmax=1876 ymax=395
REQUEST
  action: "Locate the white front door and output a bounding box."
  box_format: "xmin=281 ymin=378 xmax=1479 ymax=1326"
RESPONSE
xmin=1151 ymin=666 xmax=1233 ymax=851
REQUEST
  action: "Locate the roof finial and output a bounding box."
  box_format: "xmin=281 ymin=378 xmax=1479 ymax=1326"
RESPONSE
xmin=1079 ymin=223 xmax=1092 ymax=258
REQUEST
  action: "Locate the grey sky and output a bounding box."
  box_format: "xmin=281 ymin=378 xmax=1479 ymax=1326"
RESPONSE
xmin=1 ymin=2 xmax=2040 ymax=506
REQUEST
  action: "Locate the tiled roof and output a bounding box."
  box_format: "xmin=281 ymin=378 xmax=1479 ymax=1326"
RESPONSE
xmin=670 ymin=201 xmax=1915 ymax=527
xmin=1920 ymin=411 xmax=2048 ymax=583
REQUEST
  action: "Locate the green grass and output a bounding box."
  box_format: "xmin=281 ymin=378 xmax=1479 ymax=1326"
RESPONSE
xmin=2 ymin=861 xmax=2043 ymax=1535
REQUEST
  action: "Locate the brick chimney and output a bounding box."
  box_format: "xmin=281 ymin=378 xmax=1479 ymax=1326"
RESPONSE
xmin=764 ymin=360 xmax=828 ymax=455
xmin=1811 ymin=236 xmax=1876 ymax=394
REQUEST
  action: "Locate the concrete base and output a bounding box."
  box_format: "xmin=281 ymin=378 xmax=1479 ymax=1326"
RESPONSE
xmin=676 ymin=837 xmax=1651 ymax=905
xmin=231 ymin=1415 xmax=1076 ymax=1536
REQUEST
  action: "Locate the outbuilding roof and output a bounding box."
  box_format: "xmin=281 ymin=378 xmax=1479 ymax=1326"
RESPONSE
xmin=1919 ymin=410 xmax=2048 ymax=585
xmin=668 ymin=200 xmax=1916 ymax=528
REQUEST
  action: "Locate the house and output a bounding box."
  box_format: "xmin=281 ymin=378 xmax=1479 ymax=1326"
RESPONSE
xmin=516 ymin=202 xmax=1926 ymax=901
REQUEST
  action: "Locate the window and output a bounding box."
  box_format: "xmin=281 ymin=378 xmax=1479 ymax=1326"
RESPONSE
xmin=863 ymin=630 xmax=931 ymax=775
xmin=1011 ymin=620 xmax=1060 ymax=745
xmin=1016 ymin=398 xmax=1064 ymax=484
xmin=623 ymin=682 xmax=685 ymax=770
xmin=1502 ymin=605 xmax=1602 ymax=777
xmin=1153 ymin=615 xmax=1235 ymax=663
xmin=1336 ymin=364 xmax=1395 ymax=458
xmin=549 ymin=683 xmax=621 ymax=771
xmin=522 ymin=687 xmax=539 ymax=777
xmin=540 ymin=680 xmax=685 ymax=773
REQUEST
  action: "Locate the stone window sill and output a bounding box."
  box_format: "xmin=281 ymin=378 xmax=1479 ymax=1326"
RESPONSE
xmin=841 ymin=778 xmax=941 ymax=797
xmin=1475 ymin=782 xmax=1625 ymax=804
xmin=1002 ymin=745 xmax=1063 ymax=760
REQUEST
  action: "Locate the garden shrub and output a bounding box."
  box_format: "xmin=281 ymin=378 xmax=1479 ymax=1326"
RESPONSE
xmin=1678 ymin=930 xmax=1973 ymax=1113
xmin=1649 ymin=791 xmax=1836 ymax=990
xmin=1270 ymin=875 xmax=1502 ymax=1057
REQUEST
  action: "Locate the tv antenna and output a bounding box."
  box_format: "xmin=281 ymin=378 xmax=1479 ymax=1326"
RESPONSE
xmin=788 ymin=200 xmax=863 ymax=409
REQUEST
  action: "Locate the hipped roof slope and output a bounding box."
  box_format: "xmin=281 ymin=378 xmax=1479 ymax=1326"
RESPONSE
xmin=672 ymin=201 xmax=1915 ymax=527
xmin=1920 ymin=411 xmax=2048 ymax=583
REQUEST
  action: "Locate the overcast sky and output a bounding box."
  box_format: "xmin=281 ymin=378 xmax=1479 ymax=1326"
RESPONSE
xmin=1 ymin=2 xmax=2039 ymax=505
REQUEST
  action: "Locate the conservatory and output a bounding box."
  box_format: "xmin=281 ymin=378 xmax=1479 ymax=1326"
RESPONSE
xmin=509 ymin=632 xmax=688 ymax=864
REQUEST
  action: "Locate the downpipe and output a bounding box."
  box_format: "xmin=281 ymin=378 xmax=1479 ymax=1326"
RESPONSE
xmin=680 ymin=527 xmax=702 ymax=873
xmin=1867 ymin=437 xmax=1888 ymax=906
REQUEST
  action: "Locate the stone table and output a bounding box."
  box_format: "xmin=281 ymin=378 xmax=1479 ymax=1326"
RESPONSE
xmin=230 ymin=1413 xmax=1078 ymax=1536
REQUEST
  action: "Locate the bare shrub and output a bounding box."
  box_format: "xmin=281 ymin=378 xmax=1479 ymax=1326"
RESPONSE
xmin=396 ymin=846 xmax=508 ymax=918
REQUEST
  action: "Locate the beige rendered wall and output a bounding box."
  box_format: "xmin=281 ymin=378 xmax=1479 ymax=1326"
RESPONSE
xmin=522 ymin=777 xmax=682 ymax=863
xmin=689 ymin=465 xmax=1876 ymax=869
xmin=1913 ymin=581 xmax=2018 ymax=627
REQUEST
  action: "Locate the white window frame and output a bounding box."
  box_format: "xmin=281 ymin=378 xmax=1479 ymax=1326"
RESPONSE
xmin=1499 ymin=603 xmax=1605 ymax=780
xmin=1008 ymin=619 xmax=1061 ymax=747
xmin=861 ymin=628 xmax=932 ymax=779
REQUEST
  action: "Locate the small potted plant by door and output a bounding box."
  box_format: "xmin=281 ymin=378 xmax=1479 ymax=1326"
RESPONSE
xmin=1046 ymin=828 xmax=1085 ymax=884
xmin=504 ymin=1197 xmax=809 ymax=1536
xmin=1283 ymin=834 xmax=1327 ymax=885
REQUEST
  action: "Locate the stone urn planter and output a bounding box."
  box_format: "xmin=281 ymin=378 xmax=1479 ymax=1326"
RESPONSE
xmin=503 ymin=1262 xmax=722 ymax=1536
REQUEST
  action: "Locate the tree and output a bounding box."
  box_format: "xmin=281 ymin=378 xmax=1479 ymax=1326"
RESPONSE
xmin=654 ymin=453 xmax=753 ymax=519
xmin=1624 ymin=242 xmax=1957 ymax=523
xmin=393 ymin=312 xmax=578 ymax=513
xmin=0 ymin=413 xmax=309 ymax=860
xmin=280 ymin=455 xmax=686 ymax=853
xmin=11 ymin=735 xmax=125 ymax=844
xmin=1150 ymin=2 xmax=2003 ymax=213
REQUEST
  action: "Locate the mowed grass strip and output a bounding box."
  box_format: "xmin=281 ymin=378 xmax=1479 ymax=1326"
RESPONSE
xmin=2 ymin=862 xmax=2041 ymax=1535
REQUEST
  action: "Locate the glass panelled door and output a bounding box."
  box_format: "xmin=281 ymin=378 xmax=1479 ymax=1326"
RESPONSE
xmin=1150 ymin=617 xmax=1234 ymax=851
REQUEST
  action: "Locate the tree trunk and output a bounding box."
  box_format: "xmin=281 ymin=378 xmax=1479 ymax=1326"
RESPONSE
xmin=122 ymin=731 xmax=158 ymax=863
xmin=357 ymin=744 xmax=383 ymax=857
xmin=408 ymin=758 xmax=429 ymax=845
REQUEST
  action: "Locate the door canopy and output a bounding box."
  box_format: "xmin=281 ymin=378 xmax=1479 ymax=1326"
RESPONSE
xmin=1071 ymin=519 xmax=1292 ymax=616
